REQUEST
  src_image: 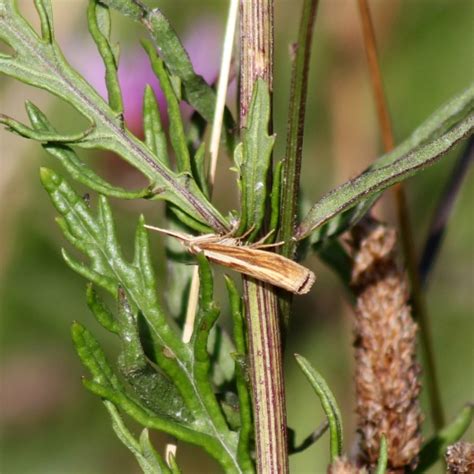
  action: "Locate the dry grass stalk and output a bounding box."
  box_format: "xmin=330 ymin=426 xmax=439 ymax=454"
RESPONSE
xmin=327 ymin=457 xmax=368 ymax=474
xmin=446 ymin=441 xmax=474 ymax=473
xmin=348 ymin=217 xmax=422 ymax=471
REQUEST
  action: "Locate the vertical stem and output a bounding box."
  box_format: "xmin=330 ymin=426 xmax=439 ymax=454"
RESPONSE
xmin=240 ymin=1 xmax=289 ymax=472
xmin=279 ymin=0 xmax=319 ymax=326
xmin=240 ymin=0 xmax=273 ymax=123
xmin=357 ymin=0 xmax=445 ymax=430
xmin=280 ymin=0 xmax=319 ymax=260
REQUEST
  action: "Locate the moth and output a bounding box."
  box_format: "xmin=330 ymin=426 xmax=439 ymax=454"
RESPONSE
xmin=144 ymin=225 xmax=316 ymax=295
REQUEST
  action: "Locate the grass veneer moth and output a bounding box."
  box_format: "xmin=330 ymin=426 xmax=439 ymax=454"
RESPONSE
xmin=144 ymin=225 xmax=316 ymax=295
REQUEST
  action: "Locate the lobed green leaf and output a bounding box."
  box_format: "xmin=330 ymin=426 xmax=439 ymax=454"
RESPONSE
xmin=87 ymin=0 xmax=123 ymax=114
xmin=143 ymin=85 xmax=169 ymax=166
xmin=142 ymin=39 xmax=191 ymax=173
xmin=86 ymin=283 xmax=119 ymax=334
xmin=41 ymin=169 xmax=243 ymax=471
xmin=104 ymin=401 xmax=171 ymax=474
xmin=33 ymin=0 xmax=54 ymax=43
xmin=27 ymin=102 xmax=151 ymax=199
xmin=0 ymin=0 xmax=227 ymax=230
xmin=72 ymin=321 xmax=122 ymax=390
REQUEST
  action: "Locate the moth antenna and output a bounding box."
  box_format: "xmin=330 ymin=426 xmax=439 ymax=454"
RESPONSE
xmin=251 ymin=240 xmax=285 ymax=249
xmin=143 ymin=225 xmax=190 ymax=242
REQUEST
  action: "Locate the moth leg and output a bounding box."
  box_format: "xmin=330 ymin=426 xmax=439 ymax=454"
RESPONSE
xmin=233 ymin=224 xmax=256 ymax=241
xmin=249 ymin=228 xmax=279 ymax=247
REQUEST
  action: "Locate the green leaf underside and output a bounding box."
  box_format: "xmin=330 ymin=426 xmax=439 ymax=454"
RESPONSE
xmin=301 ymin=83 xmax=474 ymax=241
xmin=295 ymin=354 xmax=343 ymax=461
xmin=26 ymin=101 xmax=150 ymax=199
xmin=40 ymin=168 xmax=245 ymax=473
xmin=297 ymin=110 xmax=473 ymax=239
xmin=0 ymin=0 xmax=227 ymax=231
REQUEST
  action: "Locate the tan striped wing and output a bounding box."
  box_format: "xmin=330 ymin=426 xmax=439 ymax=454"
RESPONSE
xmin=198 ymin=243 xmax=316 ymax=295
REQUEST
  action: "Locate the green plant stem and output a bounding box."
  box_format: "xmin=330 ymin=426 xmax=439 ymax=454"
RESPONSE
xmin=280 ymin=0 xmax=319 ymax=258
xmin=240 ymin=1 xmax=289 ymax=472
xmin=357 ymin=0 xmax=445 ymax=429
xmin=279 ymin=0 xmax=319 ymax=326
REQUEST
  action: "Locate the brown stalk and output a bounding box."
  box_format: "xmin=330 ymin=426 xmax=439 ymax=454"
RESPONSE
xmin=327 ymin=457 xmax=368 ymax=474
xmin=349 ymin=217 xmax=423 ymax=471
xmin=446 ymin=441 xmax=474 ymax=473
xmin=357 ymin=0 xmax=445 ymax=430
xmin=240 ymin=1 xmax=289 ymax=473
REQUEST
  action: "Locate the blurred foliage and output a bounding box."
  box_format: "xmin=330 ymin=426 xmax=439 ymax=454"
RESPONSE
xmin=1 ymin=0 xmax=473 ymax=473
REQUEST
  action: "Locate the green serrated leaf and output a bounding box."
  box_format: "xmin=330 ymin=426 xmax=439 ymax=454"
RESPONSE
xmin=191 ymin=254 xmax=220 ymax=362
xmin=0 ymin=2 xmax=227 ymax=230
xmin=117 ymin=288 xmax=147 ymax=372
xmin=85 ymin=379 xmax=239 ymax=472
xmin=116 ymin=289 xmax=192 ymax=424
xmin=305 ymin=83 xmax=474 ymax=243
xmin=294 ymin=354 xmax=343 ymax=461
xmin=143 ymin=85 xmax=169 ymax=165
xmin=97 ymin=0 xmax=144 ymax=20
xmin=142 ymin=39 xmax=191 ymax=173
xmin=27 ymin=102 xmax=150 ymax=198
xmin=72 ymin=321 xmax=122 ymax=389
xmin=41 ymin=169 xmax=242 ymax=471
xmin=415 ymin=404 xmax=473 ymax=472
xmin=34 ymin=0 xmax=54 ymax=43
xmin=62 ymin=248 xmax=118 ymax=294
xmin=0 ymin=113 xmax=95 ymax=143
xmin=87 ymin=0 xmax=123 ymax=114
xmin=105 ymin=401 xmax=171 ymax=474
xmin=238 ymin=79 xmax=275 ymax=238
xmin=192 ymin=142 xmax=210 ymax=198
xmin=86 ymin=283 xmax=119 ymax=334
xmin=139 ymin=429 xmax=171 ymax=474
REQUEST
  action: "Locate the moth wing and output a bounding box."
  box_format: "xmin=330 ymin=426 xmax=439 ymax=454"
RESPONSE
xmin=201 ymin=244 xmax=315 ymax=295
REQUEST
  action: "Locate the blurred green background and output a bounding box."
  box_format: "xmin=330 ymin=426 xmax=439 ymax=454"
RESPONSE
xmin=0 ymin=1 xmax=472 ymax=472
